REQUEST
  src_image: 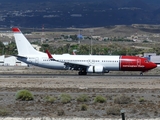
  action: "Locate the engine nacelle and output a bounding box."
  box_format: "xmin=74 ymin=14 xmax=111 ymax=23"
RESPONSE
xmin=87 ymin=66 xmax=104 ymax=73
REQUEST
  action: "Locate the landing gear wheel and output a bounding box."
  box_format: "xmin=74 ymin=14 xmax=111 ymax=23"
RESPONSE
xmin=78 ymin=71 xmax=87 ymax=75
xmin=140 ymin=72 xmax=143 ymax=76
xmin=78 ymin=71 xmax=82 ymax=75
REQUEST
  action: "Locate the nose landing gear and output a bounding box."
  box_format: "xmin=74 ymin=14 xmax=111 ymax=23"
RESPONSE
xmin=140 ymin=72 xmax=143 ymax=76
xmin=140 ymin=70 xmax=148 ymax=76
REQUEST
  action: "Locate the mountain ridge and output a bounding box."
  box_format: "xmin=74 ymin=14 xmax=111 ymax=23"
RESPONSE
xmin=0 ymin=0 xmax=160 ymax=28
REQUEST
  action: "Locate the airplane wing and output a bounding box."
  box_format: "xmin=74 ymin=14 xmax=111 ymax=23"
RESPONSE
xmin=64 ymin=62 xmax=88 ymax=70
xmin=45 ymin=50 xmax=88 ymax=70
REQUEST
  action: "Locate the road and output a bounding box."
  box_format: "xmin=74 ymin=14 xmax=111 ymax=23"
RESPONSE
xmin=0 ymin=75 xmax=160 ymax=89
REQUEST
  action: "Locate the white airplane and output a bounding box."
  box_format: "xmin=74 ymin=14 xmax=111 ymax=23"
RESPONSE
xmin=12 ymin=27 xmax=157 ymax=75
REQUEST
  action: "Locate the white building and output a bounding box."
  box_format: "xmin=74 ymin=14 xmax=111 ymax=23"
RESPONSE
xmin=0 ymin=55 xmax=4 ymax=66
xmin=1 ymin=56 xmax=28 ymax=66
xmin=32 ymin=44 xmax=41 ymax=51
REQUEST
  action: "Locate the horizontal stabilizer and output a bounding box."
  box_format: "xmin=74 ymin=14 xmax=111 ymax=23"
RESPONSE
xmin=13 ymin=55 xmax=27 ymax=59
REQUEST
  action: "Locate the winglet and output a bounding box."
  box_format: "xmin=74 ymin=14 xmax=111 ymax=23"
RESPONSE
xmin=12 ymin=28 xmax=21 ymax=33
xmin=72 ymin=50 xmax=77 ymax=55
xmin=73 ymin=51 xmax=76 ymax=55
xmin=46 ymin=50 xmax=54 ymax=59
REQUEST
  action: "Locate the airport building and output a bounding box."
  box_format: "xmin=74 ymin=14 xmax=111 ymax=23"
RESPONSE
xmin=0 ymin=55 xmax=27 ymax=66
xmin=144 ymin=53 xmax=160 ymax=64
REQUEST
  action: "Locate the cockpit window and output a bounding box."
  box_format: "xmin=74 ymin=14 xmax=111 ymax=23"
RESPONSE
xmin=145 ymin=60 xmax=149 ymax=63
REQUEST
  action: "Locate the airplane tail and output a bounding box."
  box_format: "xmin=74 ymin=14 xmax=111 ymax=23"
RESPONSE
xmin=12 ymin=28 xmax=45 ymax=56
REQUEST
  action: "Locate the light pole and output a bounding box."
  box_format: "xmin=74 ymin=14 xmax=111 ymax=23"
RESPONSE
xmin=121 ymin=110 xmax=126 ymax=120
xmin=78 ymin=29 xmax=81 ymax=44
xmin=89 ymin=29 xmax=94 ymax=55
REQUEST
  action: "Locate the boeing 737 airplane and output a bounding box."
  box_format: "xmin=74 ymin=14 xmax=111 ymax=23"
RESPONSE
xmin=12 ymin=27 xmax=157 ymax=75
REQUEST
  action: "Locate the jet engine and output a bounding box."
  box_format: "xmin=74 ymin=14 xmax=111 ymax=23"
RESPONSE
xmin=87 ymin=66 xmax=104 ymax=73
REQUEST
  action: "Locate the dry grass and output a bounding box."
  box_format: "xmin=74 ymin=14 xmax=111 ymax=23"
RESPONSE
xmin=114 ymin=94 xmax=132 ymax=104
xmin=0 ymin=66 xmax=159 ymax=118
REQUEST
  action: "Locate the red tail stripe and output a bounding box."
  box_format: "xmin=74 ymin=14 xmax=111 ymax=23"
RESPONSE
xmin=12 ymin=28 xmax=21 ymax=32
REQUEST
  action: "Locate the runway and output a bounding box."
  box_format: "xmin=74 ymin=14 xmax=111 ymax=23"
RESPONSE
xmin=0 ymin=73 xmax=160 ymax=78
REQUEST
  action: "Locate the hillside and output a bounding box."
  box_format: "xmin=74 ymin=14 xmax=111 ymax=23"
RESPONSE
xmin=0 ymin=0 xmax=160 ymax=28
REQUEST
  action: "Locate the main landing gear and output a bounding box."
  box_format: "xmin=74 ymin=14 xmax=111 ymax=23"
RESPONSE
xmin=140 ymin=72 xmax=143 ymax=76
xmin=78 ymin=70 xmax=87 ymax=75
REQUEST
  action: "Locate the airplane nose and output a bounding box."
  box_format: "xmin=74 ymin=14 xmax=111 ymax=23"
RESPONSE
xmin=145 ymin=62 xmax=157 ymax=71
xmin=151 ymin=62 xmax=157 ymax=69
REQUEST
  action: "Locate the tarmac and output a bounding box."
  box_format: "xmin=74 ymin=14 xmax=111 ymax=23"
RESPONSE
xmin=0 ymin=117 xmax=160 ymax=120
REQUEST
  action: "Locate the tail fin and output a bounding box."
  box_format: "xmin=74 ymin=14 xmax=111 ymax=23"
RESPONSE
xmin=12 ymin=28 xmax=44 ymax=56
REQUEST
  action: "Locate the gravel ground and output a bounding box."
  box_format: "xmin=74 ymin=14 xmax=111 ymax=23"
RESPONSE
xmin=0 ymin=66 xmax=159 ymax=120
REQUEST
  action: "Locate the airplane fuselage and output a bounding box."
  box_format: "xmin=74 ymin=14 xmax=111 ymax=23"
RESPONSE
xmin=12 ymin=27 xmax=157 ymax=75
xmin=17 ymin=54 xmax=156 ymax=73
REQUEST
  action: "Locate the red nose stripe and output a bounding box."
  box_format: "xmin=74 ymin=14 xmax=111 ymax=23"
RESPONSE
xmin=152 ymin=63 xmax=157 ymax=69
xmin=120 ymin=56 xmax=144 ymax=71
xmin=120 ymin=56 xmax=157 ymax=71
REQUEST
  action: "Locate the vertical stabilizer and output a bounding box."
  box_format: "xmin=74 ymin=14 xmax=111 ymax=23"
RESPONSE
xmin=12 ymin=28 xmax=45 ymax=56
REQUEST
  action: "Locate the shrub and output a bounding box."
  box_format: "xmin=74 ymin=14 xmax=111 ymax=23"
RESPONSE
xmin=15 ymin=89 xmax=34 ymax=101
xmin=94 ymin=95 xmax=106 ymax=103
xmin=114 ymin=95 xmax=131 ymax=104
xmin=0 ymin=108 xmax=9 ymax=116
xmin=139 ymin=97 xmax=146 ymax=103
xmin=45 ymin=96 xmax=56 ymax=103
xmin=80 ymin=104 xmax=88 ymax=111
xmin=77 ymin=94 xmax=89 ymax=102
xmin=106 ymin=107 xmax=120 ymax=116
xmin=60 ymin=93 xmax=71 ymax=104
xmin=57 ymin=109 xmax=65 ymax=116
